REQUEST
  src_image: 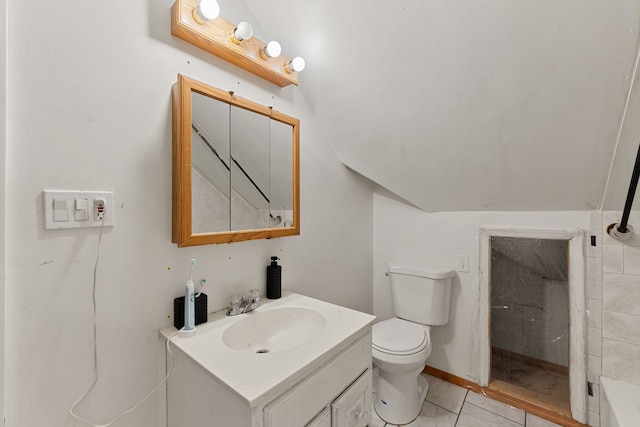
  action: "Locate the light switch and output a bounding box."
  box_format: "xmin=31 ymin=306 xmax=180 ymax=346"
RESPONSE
xmin=74 ymin=198 xmax=89 ymax=221
xmin=52 ymin=198 xmax=69 ymax=222
xmin=457 ymin=255 xmax=469 ymax=273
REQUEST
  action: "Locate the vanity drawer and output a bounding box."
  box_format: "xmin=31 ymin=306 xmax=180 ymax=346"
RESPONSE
xmin=264 ymin=332 xmax=371 ymax=427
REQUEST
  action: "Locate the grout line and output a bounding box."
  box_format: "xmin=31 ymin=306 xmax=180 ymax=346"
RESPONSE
xmin=424 ymin=398 xmax=464 ymax=416
xmin=465 ymin=400 xmax=525 ymax=425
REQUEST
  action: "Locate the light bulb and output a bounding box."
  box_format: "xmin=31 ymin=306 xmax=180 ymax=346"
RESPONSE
xmin=192 ymin=0 xmax=219 ymax=24
xmin=260 ymin=41 xmax=282 ymax=60
xmin=285 ymin=57 xmax=305 ymax=73
xmin=231 ymin=21 xmax=254 ymax=44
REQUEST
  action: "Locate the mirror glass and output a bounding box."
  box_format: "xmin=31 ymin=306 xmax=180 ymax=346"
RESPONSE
xmin=172 ymin=74 xmax=300 ymax=246
xmin=269 ymin=119 xmax=294 ymax=227
xmin=191 ymin=92 xmax=230 ymax=234
xmin=230 ymin=105 xmax=270 ymax=231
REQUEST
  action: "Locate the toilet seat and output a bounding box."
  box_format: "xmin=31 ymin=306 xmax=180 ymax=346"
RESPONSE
xmin=372 ymin=318 xmax=430 ymax=356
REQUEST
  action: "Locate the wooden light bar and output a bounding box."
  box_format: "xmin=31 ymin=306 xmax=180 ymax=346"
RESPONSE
xmin=171 ymin=0 xmax=299 ymax=87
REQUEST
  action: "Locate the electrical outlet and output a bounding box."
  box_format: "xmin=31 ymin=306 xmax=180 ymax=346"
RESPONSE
xmin=94 ymin=198 xmax=106 ymax=221
xmin=457 ymin=255 xmax=469 ymax=273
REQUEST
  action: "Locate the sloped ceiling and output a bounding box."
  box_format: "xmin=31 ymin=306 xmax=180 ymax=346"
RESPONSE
xmin=245 ymin=0 xmax=640 ymax=212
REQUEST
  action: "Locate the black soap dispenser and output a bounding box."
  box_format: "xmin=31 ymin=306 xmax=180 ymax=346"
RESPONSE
xmin=266 ymin=256 xmax=282 ymax=299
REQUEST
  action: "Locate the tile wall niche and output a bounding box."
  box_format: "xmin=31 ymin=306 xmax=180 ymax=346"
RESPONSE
xmin=589 ymin=211 xmax=640 ymax=427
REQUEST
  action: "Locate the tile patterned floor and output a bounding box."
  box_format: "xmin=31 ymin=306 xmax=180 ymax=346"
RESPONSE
xmin=372 ymin=373 xmax=563 ymax=427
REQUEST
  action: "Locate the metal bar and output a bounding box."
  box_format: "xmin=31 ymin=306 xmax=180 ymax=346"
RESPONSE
xmin=618 ymin=143 xmax=640 ymax=232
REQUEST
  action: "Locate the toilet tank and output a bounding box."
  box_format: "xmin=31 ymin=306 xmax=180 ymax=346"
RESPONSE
xmin=388 ymin=262 xmax=455 ymax=326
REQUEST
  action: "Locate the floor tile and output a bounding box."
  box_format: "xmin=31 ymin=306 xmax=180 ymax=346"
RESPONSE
xmin=424 ymin=374 xmax=468 ymax=414
xmin=371 ymin=410 xmax=387 ymax=427
xmin=525 ymin=413 xmax=562 ymax=427
xmin=456 ymin=401 xmax=522 ymax=427
xmin=464 ymin=391 xmax=525 ymax=424
xmin=404 ymin=401 xmax=458 ymax=427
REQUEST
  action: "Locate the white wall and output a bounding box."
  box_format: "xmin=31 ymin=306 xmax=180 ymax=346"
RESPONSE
xmin=5 ymin=1 xmax=373 ymax=426
xmin=252 ymin=0 xmax=640 ymax=213
xmin=373 ymin=189 xmax=591 ymax=383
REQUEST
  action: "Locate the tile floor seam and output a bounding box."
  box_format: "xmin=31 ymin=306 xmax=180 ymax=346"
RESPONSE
xmin=453 ymin=410 xmax=462 ymax=427
xmin=452 ymin=389 xmax=468 ymax=427
xmin=425 ymin=400 xmax=460 ymax=416
xmin=464 ymin=400 xmax=526 ymax=425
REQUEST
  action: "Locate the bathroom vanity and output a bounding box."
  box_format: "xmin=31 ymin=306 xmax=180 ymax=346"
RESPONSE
xmin=160 ymin=292 xmax=375 ymax=427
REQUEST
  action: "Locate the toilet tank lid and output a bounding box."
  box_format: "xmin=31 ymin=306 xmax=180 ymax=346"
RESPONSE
xmin=388 ymin=262 xmax=455 ymax=279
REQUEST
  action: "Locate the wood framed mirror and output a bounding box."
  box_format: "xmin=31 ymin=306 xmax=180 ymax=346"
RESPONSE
xmin=172 ymin=74 xmax=300 ymax=246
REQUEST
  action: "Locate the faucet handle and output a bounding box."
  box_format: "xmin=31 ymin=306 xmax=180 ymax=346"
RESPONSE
xmin=229 ymin=295 xmax=241 ymax=310
xmin=248 ymin=289 xmax=261 ymax=306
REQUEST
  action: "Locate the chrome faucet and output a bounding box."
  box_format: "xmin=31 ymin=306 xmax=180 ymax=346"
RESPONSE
xmin=227 ymin=289 xmax=261 ymax=316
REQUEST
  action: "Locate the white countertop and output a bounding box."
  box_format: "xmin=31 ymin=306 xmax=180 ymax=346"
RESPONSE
xmin=160 ymin=292 xmax=375 ymax=407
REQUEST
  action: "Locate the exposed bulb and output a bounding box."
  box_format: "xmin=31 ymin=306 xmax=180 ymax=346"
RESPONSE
xmin=192 ymin=0 xmax=219 ymax=24
xmin=231 ymin=21 xmax=254 ymax=44
xmin=285 ymin=56 xmax=305 ymax=73
xmin=260 ymin=41 xmax=282 ymax=60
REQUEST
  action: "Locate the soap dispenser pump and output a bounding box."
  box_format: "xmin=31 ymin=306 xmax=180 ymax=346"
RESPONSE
xmin=266 ymin=256 xmax=282 ymax=299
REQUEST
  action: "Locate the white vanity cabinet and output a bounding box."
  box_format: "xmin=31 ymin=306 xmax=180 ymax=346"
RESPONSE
xmin=263 ymin=335 xmax=372 ymax=427
xmin=163 ymin=292 xmax=376 ymax=427
xmin=307 ymin=408 xmax=331 ymax=427
xmin=303 ymin=368 xmax=371 ymax=427
xmin=167 ymin=331 xmax=372 ymax=427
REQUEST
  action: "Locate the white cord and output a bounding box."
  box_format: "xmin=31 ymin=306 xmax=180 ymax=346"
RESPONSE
xmin=195 ymin=279 xmax=207 ymax=298
xmin=69 ymin=220 xmax=182 ymax=426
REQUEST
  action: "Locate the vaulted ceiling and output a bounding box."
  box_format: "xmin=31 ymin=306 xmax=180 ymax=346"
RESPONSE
xmin=245 ymin=0 xmax=640 ymax=212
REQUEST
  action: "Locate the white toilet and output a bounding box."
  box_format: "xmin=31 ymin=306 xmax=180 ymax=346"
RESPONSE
xmin=372 ymin=262 xmax=454 ymax=425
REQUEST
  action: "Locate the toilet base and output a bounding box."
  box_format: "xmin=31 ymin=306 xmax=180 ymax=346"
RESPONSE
xmin=374 ymin=370 xmax=429 ymax=425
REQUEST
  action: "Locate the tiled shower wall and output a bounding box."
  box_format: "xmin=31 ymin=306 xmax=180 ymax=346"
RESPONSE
xmin=588 ymin=211 xmax=640 ymax=427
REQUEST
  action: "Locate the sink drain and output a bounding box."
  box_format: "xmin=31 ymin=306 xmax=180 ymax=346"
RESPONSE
xmin=256 ymin=348 xmax=270 ymax=354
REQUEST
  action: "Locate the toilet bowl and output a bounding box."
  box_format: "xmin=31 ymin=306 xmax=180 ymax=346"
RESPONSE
xmin=372 ymin=262 xmax=454 ymax=425
xmin=372 ymin=318 xmax=432 ymax=425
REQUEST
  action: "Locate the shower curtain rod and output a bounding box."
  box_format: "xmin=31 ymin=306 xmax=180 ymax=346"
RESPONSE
xmin=609 ymin=143 xmax=640 ymax=239
xmin=618 ymin=143 xmax=640 ymax=231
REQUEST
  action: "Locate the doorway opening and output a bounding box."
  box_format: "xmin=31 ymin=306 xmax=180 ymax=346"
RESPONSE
xmin=478 ymin=228 xmax=587 ymax=424
xmin=490 ymin=236 xmax=570 ymax=414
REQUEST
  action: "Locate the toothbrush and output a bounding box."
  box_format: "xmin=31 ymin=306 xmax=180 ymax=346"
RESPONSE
xmin=183 ymin=259 xmax=196 ymax=334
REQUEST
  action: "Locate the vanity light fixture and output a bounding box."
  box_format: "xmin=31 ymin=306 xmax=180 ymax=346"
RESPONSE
xmin=260 ymin=41 xmax=282 ymax=60
xmin=192 ymin=0 xmax=219 ymax=24
xmin=230 ymin=21 xmax=254 ymax=44
xmin=171 ymin=0 xmax=301 ymax=86
xmin=285 ymin=57 xmax=306 ymax=74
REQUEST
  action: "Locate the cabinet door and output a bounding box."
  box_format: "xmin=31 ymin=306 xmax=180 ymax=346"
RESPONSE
xmin=331 ymin=369 xmax=372 ymax=427
xmin=306 ymin=408 xmax=331 ymax=427
xmin=264 ymin=334 xmax=371 ymax=427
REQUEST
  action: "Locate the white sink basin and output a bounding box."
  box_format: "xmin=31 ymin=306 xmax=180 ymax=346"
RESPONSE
xmin=222 ymin=307 xmax=326 ymax=353
xmin=160 ymin=292 xmax=375 ymax=406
